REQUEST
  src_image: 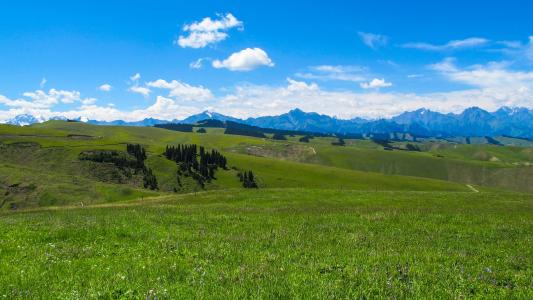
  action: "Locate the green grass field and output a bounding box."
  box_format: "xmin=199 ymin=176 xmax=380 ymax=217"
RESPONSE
xmin=1 ymin=189 xmax=532 ymax=298
xmin=0 ymin=121 xmax=532 ymax=298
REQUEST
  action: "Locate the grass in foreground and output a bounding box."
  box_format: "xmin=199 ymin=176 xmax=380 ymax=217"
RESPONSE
xmin=1 ymin=189 xmax=531 ymax=298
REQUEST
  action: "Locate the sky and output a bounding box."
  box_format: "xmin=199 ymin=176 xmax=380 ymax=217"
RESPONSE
xmin=1 ymin=0 xmax=533 ymax=122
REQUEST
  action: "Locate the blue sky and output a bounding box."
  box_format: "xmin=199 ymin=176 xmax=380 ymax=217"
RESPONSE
xmin=1 ymin=0 xmax=533 ymax=121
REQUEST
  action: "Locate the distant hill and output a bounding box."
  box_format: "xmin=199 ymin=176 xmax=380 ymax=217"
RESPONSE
xmin=4 ymin=106 xmax=533 ymax=138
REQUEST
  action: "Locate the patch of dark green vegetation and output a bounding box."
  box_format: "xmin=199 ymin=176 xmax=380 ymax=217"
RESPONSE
xmin=485 ymin=136 xmax=503 ymax=146
xmin=80 ymin=144 xmax=158 ymax=190
xmin=164 ymin=144 xmax=230 ymax=188
xmin=372 ymin=138 xmax=394 ymax=150
xmin=154 ymin=123 xmax=193 ymax=132
xmin=196 ymin=128 xmax=207 ymax=133
xmin=299 ymin=135 xmax=313 ymax=143
xmin=237 ymin=170 xmax=258 ymax=188
xmin=332 ymin=137 xmax=346 ymax=146
xmin=405 ymin=143 xmax=421 ymax=151
xmin=272 ymin=133 xmax=287 ymax=140
xmin=224 ymin=122 xmax=267 ymax=138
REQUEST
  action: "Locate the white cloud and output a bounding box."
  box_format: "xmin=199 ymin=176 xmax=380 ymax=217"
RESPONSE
xmin=40 ymin=78 xmax=47 ymax=88
xmin=429 ymin=58 xmax=533 ymax=90
xmin=22 ymin=89 xmax=83 ymax=106
xmin=3 ymin=59 xmax=533 ymax=123
xmin=82 ymin=98 xmax=97 ymax=105
xmin=134 ymin=96 xmax=201 ymax=120
xmin=0 ymin=89 xmax=95 ymax=120
xmin=130 ymin=73 xmax=141 ymax=82
xmin=128 ymin=86 xmax=151 ymax=97
xmin=213 ymin=78 xmax=533 ymax=119
xmin=128 ymin=73 xmax=150 ymax=97
xmin=295 ymin=65 xmax=366 ymax=82
xmin=403 ymin=37 xmax=489 ymax=51
xmin=212 ymin=48 xmax=274 ymax=71
xmin=177 ymin=13 xmax=243 ymax=48
xmin=360 ymin=78 xmax=392 ymax=89
xmin=358 ymin=32 xmax=389 ymax=49
xmin=189 ymin=58 xmax=207 ymax=69
xmin=147 ymin=79 xmax=213 ymax=101
xmin=494 ymin=36 xmax=533 ymax=63
xmin=99 ymin=84 xmax=112 ymax=92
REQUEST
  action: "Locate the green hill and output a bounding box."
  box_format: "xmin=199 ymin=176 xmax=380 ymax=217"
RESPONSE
xmin=1 ymin=121 xmax=474 ymax=209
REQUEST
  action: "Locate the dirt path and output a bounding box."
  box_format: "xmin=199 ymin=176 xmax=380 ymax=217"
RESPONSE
xmin=466 ymin=184 xmax=479 ymax=193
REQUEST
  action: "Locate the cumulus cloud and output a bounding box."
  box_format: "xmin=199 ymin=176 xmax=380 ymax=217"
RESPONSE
xmin=1 ymin=89 xmax=91 ymax=110
xmin=212 ymin=48 xmax=274 ymax=71
xmin=358 ymin=32 xmax=389 ymax=49
xmin=295 ymin=65 xmax=366 ymax=82
xmin=177 ymin=13 xmax=243 ymax=48
xmin=128 ymin=73 xmax=151 ymax=97
xmin=360 ymin=78 xmax=392 ymax=89
xmin=146 ymin=79 xmax=213 ymax=101
xmin=0 ymin=89 xmax=97 ymax=121
xmin=403 ymin=37 xmax=489 ymax=51
xmin=128 ymin=86 xmax=151 ymax=97
xmin=99 ymin=84 xmax=112 ymax=92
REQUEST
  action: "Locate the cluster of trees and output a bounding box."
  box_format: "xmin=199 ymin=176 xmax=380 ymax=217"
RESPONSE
xmin=164 ymin=144 xmax=228 ymax=188
xmin=142 ymin=168 xmax=158 ymax=190
xmin=196 ymin=128 xmax=207 ymax=133
xmin=126 ymin=143 xmax=147 ymax=168
xmin=79 ymin=150 xmax=137 ymax=168
xmin=331 ymin=137 xmax=345 ymax=146
xmin=299 ymin=135 xmax=314 ymax=143
xmin=405 ymin=143 xmax=421 ymax=151
xmin=272 ymin=133 xmax=287 ymax=140
xmin=154 ymin=123 xmax=194 ymax=132
xmin=79 ymin=144 xmax=158 ymax=190
xmin=372 ymin=139 xmax=394 ymax=150
xmin=238 ymin=170 xmax=258 ymax=188
xmin=224 ymin=122 xmax=267 ymax=138
xmin=485 ymin=136 xmax=503 ymax=146
xmin=127 ymin=144 xmax=157 ymax=190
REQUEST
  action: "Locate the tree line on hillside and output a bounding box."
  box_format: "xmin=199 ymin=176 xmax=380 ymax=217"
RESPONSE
xmin=164 ymin=144 xmax=228 ymax=188
xmin=126 ymin=144 xmax=158 ymax=189
xmin=79 ymin=144 xmax=158 ymax=190
xmin=154 ymin=123 xmax=193 ymax=132
xmin=164 ymin=144 xmax=260 ymax=189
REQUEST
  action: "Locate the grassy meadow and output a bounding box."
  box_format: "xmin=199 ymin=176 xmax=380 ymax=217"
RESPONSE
xmin=0 ymin=121 xmax=532 ymax=298
xmin=1 ymin=189 xmax=532 ymax=298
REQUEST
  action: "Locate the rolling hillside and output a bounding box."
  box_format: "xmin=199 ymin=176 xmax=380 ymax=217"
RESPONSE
xmin=1 ymin=121 xmax=532 ymax=298
xmin=1 ymin=120 xmax=532 ymax=210
xmin=0 ymin=121 xmax=477 ymax=209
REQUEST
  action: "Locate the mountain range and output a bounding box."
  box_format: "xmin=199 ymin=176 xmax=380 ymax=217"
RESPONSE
xmin=5 ymin=106 xmax=533 ymax=138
